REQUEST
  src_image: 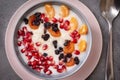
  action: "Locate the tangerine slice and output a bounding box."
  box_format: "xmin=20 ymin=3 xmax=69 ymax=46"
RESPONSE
xmin=69 ymin=17 xmax=78 ymax=32
xmin=78 ymin=40 xmax=87 ymax=52
xmin=79 ymin=24 xmax=88 ymax=35
xmin=60 ymin=5 xmax=69 ymax=17
xmin=63 ymin=41 xmax=75 ymax=54
xmin=45 ymin=4 xmax=55 ymax=19
xmin=48 ymin=27 xmax=61 ymax=37
xmin=66 ymin=58 xmax=75 ymax=67
xmin=28 ymin=15 xmax=39 ymax=30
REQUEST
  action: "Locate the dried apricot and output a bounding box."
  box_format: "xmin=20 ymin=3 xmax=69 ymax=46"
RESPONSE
xmin=79 ymin=24 xmax=88 ymax=35
xmin=78 ymin=40 xmax=87 ymax=52
xmin=63 ymin=41 xmax=75 ymax=54
xmin=66 ymin=58 xmax=75 ymax=67
xmin=48 ymin=27 xmax=61 ymax=37
xmin=60 ymin=5 xmax=69 ymax=17
xmin=28 ymin=15 xmax=39 ymax=30
xmin=45 ymin=4 xmax=55 ymax=19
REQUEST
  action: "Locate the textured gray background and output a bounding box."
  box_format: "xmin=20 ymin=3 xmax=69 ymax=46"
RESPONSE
xmin=0 ymin=0 xmax=120 ymax=80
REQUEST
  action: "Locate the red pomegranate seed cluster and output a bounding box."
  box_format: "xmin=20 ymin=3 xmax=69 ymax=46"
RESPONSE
xmin=70 ymin=30 xmax=81 ymax=43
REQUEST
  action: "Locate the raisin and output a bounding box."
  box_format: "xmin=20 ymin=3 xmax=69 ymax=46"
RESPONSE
xmin=43 ymin=53 xmax=48 ymax=57
xmin=59 ymin=53 xmax=64 ymax=60
xmin=63 ymin=56 xmax=68 ymax=63
xmin=42 ymin=34 xmax=50 ymax=41
xmin=23 ymin=18 xmax=28 ymax=24
xmin=32 ymin=19 xmax=40 ymax=26
xmin=34 ymin=12 xmax=41 ymax=18
xmin=74 ymin=57 xmax=80 ymax=65
xmin=44 ymin=22 xmax=51 ymax=29
xmin=55 ymin=50 xmax=60 ymax=55
xmin=52 ymin=23 xmax=59 ymax=32
xmin=53 ymin=40 xmax=57 ymax=48
xmin=66 ymin=53 xmax=72 ymax=58
xmin=64 ymin=40 xmax=70 ymax=46
xmin=59 ymin=47 xmax=63 ymax=52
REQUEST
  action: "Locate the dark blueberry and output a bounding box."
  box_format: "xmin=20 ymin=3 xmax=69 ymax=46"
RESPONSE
xmin=32 ymin=19 xmax=40 ymax=26
xmin=23 ymin=18 xmax=28 ymax=24
xmin=63 ymin=56 xmax=68 ymax=63
xmin=52 ymin=40 xmax=57 ymax=48
xmin=66 ymin=53 xmax=72 ymax=58
xmin=42 ymin=34 xmax=50 ymax=41
xmin=44 ymin=22 xmax=51 ymax=29
xmin=55 ymin=50 xmax=60 ymax=55
xmin=59 ymin=47 xmax=63 ymax=52
xmin=74 ymin=57 xmax=80 ymax=65
xmin=59 ymin=53 xmax=64 ymax=60
xmin=64 ymin=40 xmax=70 ymax=46
xmin=52 ymin=23 xmax=59 ymax=32
xmin=43 ymin=53 xmax=48 ymax=57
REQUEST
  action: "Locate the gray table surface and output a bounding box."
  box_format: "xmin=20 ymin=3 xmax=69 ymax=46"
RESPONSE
xmin=0 ymin=0 xmax=120 ymax=80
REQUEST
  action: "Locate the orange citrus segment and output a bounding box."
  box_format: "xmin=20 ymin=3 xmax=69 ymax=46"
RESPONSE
xmin=78 ymin=40 xmax=87 ymax=52
xmin=66 ymin=58 xmax=75 ymax=67
xmin=60 ymin=5 xmax=69 ymax=17
xmin=79 ymin=24 xmax=88 ymax=35
xmin=69 ymin=17 xmax=78 ymax=32
xmin=45 ymin=4 xmax=55 ymax=18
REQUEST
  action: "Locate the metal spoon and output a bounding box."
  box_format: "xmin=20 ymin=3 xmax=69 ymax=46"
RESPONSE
xmin=100 ymin=0 xmax=120 ymax=80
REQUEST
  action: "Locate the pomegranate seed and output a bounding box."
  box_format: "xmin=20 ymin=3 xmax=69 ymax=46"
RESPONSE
xmin=57 ymin=68 xmax=63 ymax=73
xmin=17 ymin=41 xmax=22 ymax=46
xmin=48 ymin=56 xmax=53 ymax=61
xmin=44 ymin=17 xmax=49 ymax=22
xmin=42 ymin=44 xmax=48 ymax=50
xmin=35 ymin=67 xmax=42 ymax=72
xmin=59 ymin=61 xmax=64 ymax=65
xmin=72 ymin=38 xmax=77 ymax=43
xmin=58 ymin=18 xmax=63 ymax=23
xmin=32 ymin=65 xmax=36 ymax=69
xmin=35 ymin=42 xmax=41 ymax=46
xmin=44 ymin=69 xmax=52 ymax=75
xmin=26 ymin=32 xmax=33 ymax=38
xmin=64 ymin=20 xmax=70 ymax=26
xmin=62 ymin=65 xmax=66 ymax=70
xmin=76 ymin=34 xmax=80 ymax=39
xmin=22 ymin=26 xmax=27 ymax=33
xmin=52 ymin=17 xmax=58 ymax=23
xmin=72 ymin=30 xmax=78 ymax=35
xmin=53 ymin=65 xmax=59 ymax=69
xmin=64 ymin=25 xmax=70 ymax=31
xmin=50 ymin=61 xmax=55 ymax=66
xmin=60 ymin=23 xmax=64 ymax=29
xmin=28 ymin=61 xmax=32 ymax=66
xmin=32 ymin=60 xmax=38 ymax=66
xmin=40 ymin=13 xmax=45 ymax=19
xmin=27 ymin=55 xmax=32 ymax=60
xmin=74 ymin=50 xmax=80 ymax=55
xmin=17 ymin=30 xmax=25 ymax=36
xmin=21 ymin=48 xmax=26 ymax=53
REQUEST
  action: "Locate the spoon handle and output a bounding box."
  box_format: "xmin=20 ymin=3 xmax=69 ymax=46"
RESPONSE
xmin=105 ymin=21 xmax=114 ymax=80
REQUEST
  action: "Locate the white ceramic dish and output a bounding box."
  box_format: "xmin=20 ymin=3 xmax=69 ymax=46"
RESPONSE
xmin=5 ymin=0 xmax=102 ymax=80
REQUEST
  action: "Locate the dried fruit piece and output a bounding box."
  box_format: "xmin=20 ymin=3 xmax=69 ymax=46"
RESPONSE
xmin=63 ymin=41 xmax=75 ymax=54
xmin=48 ymin=27 xmax=61 ymax=37
xmin=69 ymin=17 xmax=78 ymax=32
xmin=66 ymin=58 xmax=75 ymax=67
xmin=45 ymin=4 xmax=55 ymax=19
xmin=79 ymin=24 xmax=88 ymax=35
xmin=28 ymin=15 xmax=39 ymax=30
xmin=78 ymin=40 xmax=87 ymax=52
xmin=60 ymin=5 xmax=69 ymax=17
xmin=74 ymin=57 xmax=80 ymax=65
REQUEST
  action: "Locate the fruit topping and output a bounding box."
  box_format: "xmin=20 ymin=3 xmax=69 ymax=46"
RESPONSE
xmin=52 ymin=40 xmax=57 ymax=48
xmin=44 ymin=22 xmax=51 ymax=29
xmin=66 ymin=58 xmax=75 ymax=67
xmin=79 ymin=24 xmax=88 ymax=35
xmin=63 ymin=41 xmax=75 ymax=54
xmin=43 ymin=53 xmax=48 ymax=57
xmin=60 ymin=5 xmax=69 ymax=17
xmin=28 ymin=15 xmax=39 ymax=29
xmin=52 ymin=17 xmax=58 ymax=23
xmin=78 ymin=40 xmax=87 ymax=52
xmin=69 ymin=17 xmax=78 ymax=32
xmin=42 ymin=44 xmax=48 ymax=50
xmin=52 ymin=23 xmax=59 ymax=32
xmin=66 ymin=53 xmax=72 ymax=58
xmin=41 ymin=34 xmax=50 ymax=41
xmin=23 ymin=18 xmax=28 ymax=24
xmin=55 ymin=50 xmax=60 ymax=55
xmin=63 ymin=56 xmax=68 ymax=63
xmin=74 ymin=50 xmax=80 ymax=55
xmin=45 ymin=4 xmax=55 ymax=18
xmin=35 ymin=42 xmax=41 ymax=46
xmin=74 ymin=57 xmax=80 ymax=65
xmin=59 ymin=47 xmax=63 ymax=52
xmin=48 ymin=27 xmax=61 ymax=37
xmin=59 ymin=53 xmax=64 ymax=60
xmin=64 ymin=40 xmax=70 ymax=46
